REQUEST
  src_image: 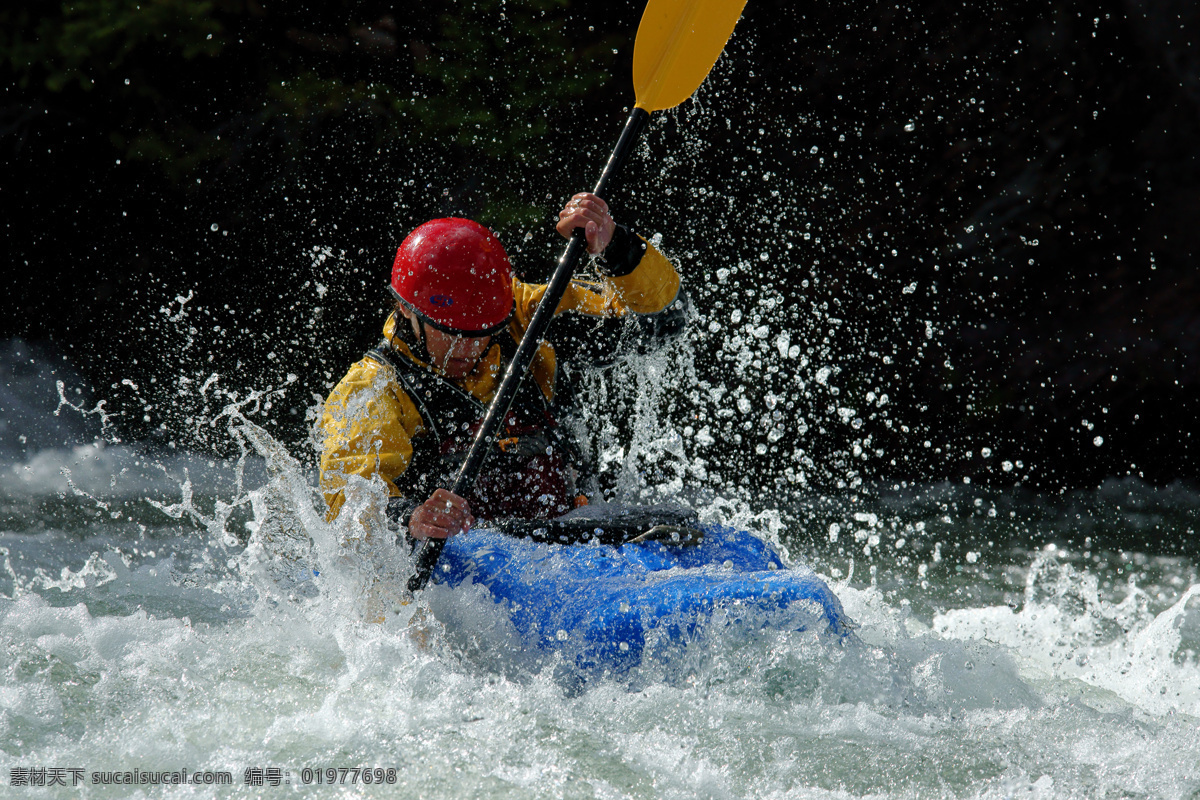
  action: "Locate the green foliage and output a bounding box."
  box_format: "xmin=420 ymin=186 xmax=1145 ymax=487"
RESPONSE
xmin=2 ymin=0 xmax=618 ymax=206
xmin=3 ymin=0 xmax=222 ymax=92
xmin=415 ymin=0 xmax=609 ymax=162
xmin=403 ymin=0 xmax=621 ymax=229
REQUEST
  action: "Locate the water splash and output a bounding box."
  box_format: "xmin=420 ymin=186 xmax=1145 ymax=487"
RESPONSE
xmin=934 ymin=551 xmax=1200 ymax=717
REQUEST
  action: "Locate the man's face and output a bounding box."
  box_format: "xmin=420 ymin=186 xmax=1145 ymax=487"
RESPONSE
xmin=403 ymin=308 xmax=490 ymax=378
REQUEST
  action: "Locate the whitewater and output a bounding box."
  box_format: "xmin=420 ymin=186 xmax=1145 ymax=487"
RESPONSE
xmin=1 ymin=341 xmax=1198 ymax=800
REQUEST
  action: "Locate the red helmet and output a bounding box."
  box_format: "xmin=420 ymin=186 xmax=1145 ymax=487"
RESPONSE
xmin=390 ymin=218 xmax=514 ymax=336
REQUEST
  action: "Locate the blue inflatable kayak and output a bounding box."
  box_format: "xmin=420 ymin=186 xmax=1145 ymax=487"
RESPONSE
xmin=431 ymin=519 xmax=850 ymax=675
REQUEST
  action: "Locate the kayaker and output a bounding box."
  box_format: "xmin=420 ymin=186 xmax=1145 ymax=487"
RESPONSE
xmin=318 ymin=192 xmax=683 ymax=542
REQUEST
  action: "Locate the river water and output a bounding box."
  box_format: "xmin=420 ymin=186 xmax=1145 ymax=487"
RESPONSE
xmin=1 ymin=383 xmax=1197 ymax=799
xmin=4 ymin=68 xmax=1199 ymax=787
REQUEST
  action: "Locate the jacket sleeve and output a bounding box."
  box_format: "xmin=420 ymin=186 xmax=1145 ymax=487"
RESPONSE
xmin=318 ymin=357 xmax=426 ymax=520
xmin=511 ymin=227 xmax=681 ymax=325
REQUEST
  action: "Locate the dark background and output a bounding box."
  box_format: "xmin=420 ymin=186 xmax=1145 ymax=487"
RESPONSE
xmin=3 ymin=0 xmax=1198 ymax=495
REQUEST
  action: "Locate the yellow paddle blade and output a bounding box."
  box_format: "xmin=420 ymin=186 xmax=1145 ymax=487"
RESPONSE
xmin=633 ymin=0 xmax=748 ymax=112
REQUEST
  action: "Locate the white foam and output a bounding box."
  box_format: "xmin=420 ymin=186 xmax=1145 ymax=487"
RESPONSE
xmin=1 ymin=407 xmax=1198 ymax=798
xmin=933 ymin=558 xmax=1200 ymax=718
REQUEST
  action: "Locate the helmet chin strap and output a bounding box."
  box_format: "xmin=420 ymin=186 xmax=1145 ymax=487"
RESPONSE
xmin=416 ymin=317 xmax=431 ymax=363
xmin=391 ymin=307 xmax=435 ymax=365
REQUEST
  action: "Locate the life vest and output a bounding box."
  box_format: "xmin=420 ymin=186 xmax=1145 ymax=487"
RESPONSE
xmin=364 ymin=336 xmax=582 ymax=521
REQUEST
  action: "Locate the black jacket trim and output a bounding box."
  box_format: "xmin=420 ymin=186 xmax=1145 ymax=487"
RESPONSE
xmin=596 ymin=224 xmax=648 ymax=278
xmin=363 ymin=337 xmax=584 ymax=508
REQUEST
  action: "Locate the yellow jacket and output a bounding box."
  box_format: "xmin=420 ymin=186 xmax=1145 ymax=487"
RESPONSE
xmin=318 ymin=235 xmax=680 ymax=519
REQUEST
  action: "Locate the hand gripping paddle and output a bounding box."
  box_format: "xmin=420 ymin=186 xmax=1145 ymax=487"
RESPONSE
xmin=409 ymin=0 xmax=748 ymax=590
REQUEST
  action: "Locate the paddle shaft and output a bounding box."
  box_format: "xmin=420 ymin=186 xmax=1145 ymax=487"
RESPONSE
xmin=407 ymin=107 xmax=651 ymax=591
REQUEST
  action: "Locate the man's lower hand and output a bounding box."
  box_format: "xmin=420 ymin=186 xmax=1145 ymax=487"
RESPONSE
xmin=408 ymin=488 xmax=475 ymax=540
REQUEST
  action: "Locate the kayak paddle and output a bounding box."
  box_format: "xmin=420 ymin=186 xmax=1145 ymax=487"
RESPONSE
xmin=409 ymin=0 xmax=748 ymax=591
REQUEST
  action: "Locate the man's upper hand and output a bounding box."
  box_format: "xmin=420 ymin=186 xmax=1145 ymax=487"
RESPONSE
xmin=556 ymin=192 xmax=616 ymax=255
